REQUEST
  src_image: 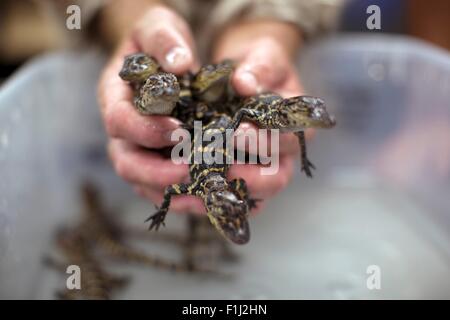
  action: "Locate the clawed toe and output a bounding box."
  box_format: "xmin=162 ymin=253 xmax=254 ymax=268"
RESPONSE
xmin=248 ymin=198 xmax=262 ymax=210
xmin=145 ymin=211 xmax=167 ymax=231
xmin=301 ymin=159 xmax=315 ymax=178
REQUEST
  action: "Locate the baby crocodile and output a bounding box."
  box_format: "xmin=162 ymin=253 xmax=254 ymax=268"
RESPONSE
xmin=236 ymin=93 xmax=336 ymax=177
xmin=146 ymin=113 xmax=258 ymax=245
xmin=43 ymin=227 xmax=129 ymax=300
xmin=119 ymin=53 xmax=227 ymax=128
xmin=191 ymin=59 xmax=235 ymax=103
xmin=119 ymin=53 xmax=180 ymax=115
xmin=119 ymin=54 xmax=336 ymax=244
xmin=146 ymin=94 xmax=336 ymax=242
xmin=118 ymin=53 xmax=160 ymax=84
xmin=190 ymin=61 xmax=336 ymax=176
xmin=78 ymin=182 xmax=217 ymax=273
xmin=119 ymin=55 xmax=336 ymax=176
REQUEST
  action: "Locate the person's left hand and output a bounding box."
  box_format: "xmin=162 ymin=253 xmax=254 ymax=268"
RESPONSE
xmin=212 ymin=20 xmax=311 ymax=212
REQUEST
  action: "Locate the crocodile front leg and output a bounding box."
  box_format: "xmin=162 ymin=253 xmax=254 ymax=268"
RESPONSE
xmin=232 ymin=109 xmax=316 ymax=178
xmin=230 ymin=108 xmax=260 ymax=130
xmin=145 ymin=183 xmax=191 ymax=231
xmin=295 ymin=131 xmax=315 ymax=178
xmin=230 ymin=178 xmax=261 ymax=210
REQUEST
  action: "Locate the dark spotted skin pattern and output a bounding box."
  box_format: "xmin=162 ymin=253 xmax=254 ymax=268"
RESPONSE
xmin=77 ymin=183 xmax=217 ymax=273
xmin=146 ymin=114 xmax=259 ymax=245
xmin=44 ymin=183 xmax=218 ymax=300
xmin=234 ymin=93 xmax=336 ymax=177
xmin=136 ymin=73 xmax=180 ymax=115
xmin=119 ymin=53 xmax=336 ymax=244
xmin=81 ymin=185 xmax=218 ymax=273
xmin=119 ymin=53 xmax=180 ymax=115
xmin=43 ymin=227 xmax=129 ymax=300
xmin=145 ymin=94 xmax=336 ymax=241
xmin=119 ymin=53 xmax=213 ymax=126
xmin=118 ymin=53 xmax=160 ymax=84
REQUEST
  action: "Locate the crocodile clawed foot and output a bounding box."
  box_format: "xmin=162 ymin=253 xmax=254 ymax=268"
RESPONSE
xmin=301 ymin=158 xmax=316 ymax=178
xmin=247 ymin=198 xmax=262 ymax=210
xmin=145 ymin=209 xmax=167 ymax=231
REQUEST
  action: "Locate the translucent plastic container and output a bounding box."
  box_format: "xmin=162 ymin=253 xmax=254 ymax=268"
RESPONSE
xmin=1 ymin=34 xmax=449 ymax=299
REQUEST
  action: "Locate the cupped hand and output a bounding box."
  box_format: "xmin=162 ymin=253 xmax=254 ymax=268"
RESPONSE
xmin=100 ymin=12 xmax=306 ymax=215
xmin=212 ymin=20 xmax=310 ymax=212
xmin=99 ymin=5 xmax=205 ymax=213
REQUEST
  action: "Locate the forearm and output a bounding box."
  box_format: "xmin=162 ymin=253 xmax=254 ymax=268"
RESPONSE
xmin=212 ymin=19 xmax=303 ymax=61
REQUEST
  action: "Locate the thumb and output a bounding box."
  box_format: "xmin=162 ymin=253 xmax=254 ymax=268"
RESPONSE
xmin=133 ymin=6 xmax=199 ymax=74
xmin=232 ymin=38 xmax=290 ymax=96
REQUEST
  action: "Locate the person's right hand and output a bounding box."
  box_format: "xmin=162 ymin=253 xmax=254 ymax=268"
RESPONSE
xmin=98 ymin=5 xmax=205 ymax=213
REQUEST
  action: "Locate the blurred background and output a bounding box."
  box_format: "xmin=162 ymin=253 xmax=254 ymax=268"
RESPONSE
xmin=2 ymin=0 xmax=450 ymax=80
xmin=0 ymin=0 xmax=449 ymax=299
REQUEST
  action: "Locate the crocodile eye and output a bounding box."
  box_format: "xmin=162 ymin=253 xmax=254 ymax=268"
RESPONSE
xmin=312 ymin=108 xmax=323 ymax=119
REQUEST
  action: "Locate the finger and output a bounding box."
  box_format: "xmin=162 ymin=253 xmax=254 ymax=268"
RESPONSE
xmin=134 ymin=185 xmax=206 ymax=214
xmin=234 ymin=122 xmax=300 ymax=157
xmin=98 ymin=40 xmax=138 ymax=112
xmin=228 ymin=155 xmax=295 ymax=199
xmin=99 ymin=41 xmax=184 ymax=148
xmin=232 ymin=38 xmax=290 ymax=96
xmin=133 ymin=6 xmax=199 ymax=74
xmin=108 ymin=139 xmax=189 ymax=187
xmin=103 ymin=100 xmax=184 ymax=148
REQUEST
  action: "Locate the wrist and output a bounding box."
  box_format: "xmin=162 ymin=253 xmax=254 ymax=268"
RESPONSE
xmin=212 ymin=19 xmax=303 ymax=61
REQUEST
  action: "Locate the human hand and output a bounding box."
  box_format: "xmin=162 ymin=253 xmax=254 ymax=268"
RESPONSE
xmin=212 ymin=20 xmax=309 ymax=212
xmin=98 ymin=5 xmax=206 ymax=213
xmin=100 ymin=12 xmax=307 ymax=215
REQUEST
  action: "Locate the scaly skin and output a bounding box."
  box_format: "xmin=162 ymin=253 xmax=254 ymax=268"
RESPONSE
xmin=78 ymin=182 xmax=217 ymax=274
xmin=135 ymin=73 xmax=180 ymax=115
xmin=191 ymin=59 xmax=235 ymax=103
xmin=119 ymin=53 xmax=160 ymax=84
xmin=146 ymin=94 xmax=336 ymax=240
xmin=119 ymin=53 xmax=213 ymax=120
xmin=234 ymin=93 xmax=336 ymax=177
xmin=44 ymin=227 xmax=129 ymax=300
xmin=119 ymin=53 xmax=180 ymax=115
xmin=146 ymin=114 xmax=260 ymax=245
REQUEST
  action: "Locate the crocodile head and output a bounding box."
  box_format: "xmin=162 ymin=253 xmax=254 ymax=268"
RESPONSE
xmin=136 ymin=72 xmax=180 ymax=115
xmin=119 ymin=53 xmax=160 ymax=83
xmin=203 ymin=175 xmax=250 ymax=245
xmin=279 ymin=95 xmax=336 ymax=131
xmin=192 ymin=59 xmax=235 ymax=102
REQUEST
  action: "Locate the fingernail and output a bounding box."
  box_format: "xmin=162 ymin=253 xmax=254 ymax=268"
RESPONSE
xmin=239 ymin=70 xmax=264 ymax=94
xmin=165 ymin=46 xmax=189 ymax=68
xmin=163 ymin=123 xmax=189 ymax=143
xmin=239 ymin=70 xmax=257 ymax=89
